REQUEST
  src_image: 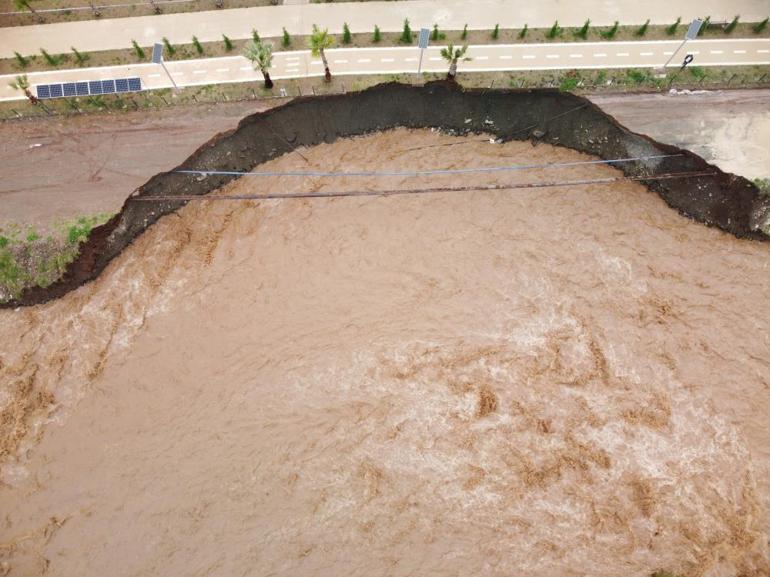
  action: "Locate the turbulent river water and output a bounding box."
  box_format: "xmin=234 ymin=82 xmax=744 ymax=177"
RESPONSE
xmin=0 ymin=129 xmax=768 ymax=577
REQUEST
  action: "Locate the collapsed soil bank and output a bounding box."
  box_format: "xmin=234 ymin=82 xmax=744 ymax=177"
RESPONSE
xmin=3 ymin=81 xmax=767 ymax=308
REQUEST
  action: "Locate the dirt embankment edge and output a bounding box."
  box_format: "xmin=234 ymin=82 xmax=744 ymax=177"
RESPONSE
xmin=3 ymin=81 xmax=767 ymax=308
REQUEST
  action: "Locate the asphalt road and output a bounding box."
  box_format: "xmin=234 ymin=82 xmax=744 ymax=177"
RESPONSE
xmin=2 ymin=38 xmax=769 ymax=102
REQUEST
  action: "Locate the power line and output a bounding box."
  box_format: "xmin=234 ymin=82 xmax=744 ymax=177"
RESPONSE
xmin=174 ymin=153 xmax=682 ymax=179
xmin=131 ymin=170 xmax=716 ymax=202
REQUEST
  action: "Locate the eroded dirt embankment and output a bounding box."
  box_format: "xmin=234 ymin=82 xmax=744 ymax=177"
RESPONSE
xmin=2 ymin=81 xmax=767 ymax=308
xmin=1 ymin=129 xmax=768 ymax=577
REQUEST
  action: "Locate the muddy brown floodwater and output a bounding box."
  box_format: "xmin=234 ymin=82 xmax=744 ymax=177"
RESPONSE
xmin=1 ymin=129 xmax=769 ymax=577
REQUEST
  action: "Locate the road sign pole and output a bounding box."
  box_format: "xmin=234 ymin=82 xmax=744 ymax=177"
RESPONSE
xmin=418 ymin=49 xmax=425 ymax=74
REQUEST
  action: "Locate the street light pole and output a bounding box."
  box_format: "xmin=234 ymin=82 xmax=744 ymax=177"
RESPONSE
xmin=663 ymin=18 xmax=703 ymax=68
xmin=152 ymin=42 xmax=179 ymax=91
xmin=417 ymin=27 xmax=430 ymax=74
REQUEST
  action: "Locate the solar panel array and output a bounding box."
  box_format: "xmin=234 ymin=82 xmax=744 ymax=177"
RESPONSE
xmin=36 ymin=77 xmax=142 ymax=99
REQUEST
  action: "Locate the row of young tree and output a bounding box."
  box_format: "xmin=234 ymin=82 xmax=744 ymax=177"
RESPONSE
xmin=243 ymin=25 xmax=470 ymax=89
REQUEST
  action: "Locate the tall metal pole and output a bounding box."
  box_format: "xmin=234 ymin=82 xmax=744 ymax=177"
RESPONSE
xmin=417 ymin=28 xmax=430 ymax=75
xmin=159 ymin=59 xmax=179 ymax=91
xmin=662 ymin=37 xmax=688 ymax=68
xmin=663 ymin=18 xmax=703 ymax=69
xmin=152 ymin=42 xmax=179 ymax=91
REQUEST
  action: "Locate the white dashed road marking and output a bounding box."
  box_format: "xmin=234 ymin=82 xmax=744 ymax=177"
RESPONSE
xmin=193 ymin=70 xmax=206 ymax=74
xmin=593 ymin=53 xmax=607 ymax=57
xmin=617 ymin=52 xmax=629 ymax=56
xmin=357 ymin=58 xmax=371 ymax=63
xmin=546 ymin=54 xmax=559 ymax=59
xmin=500 ymin=55 xmax=513 ymax=59
xmin=734 ymin=49 xmax=747 ymax=54
xmin=216 ymin=68 xmax=229 ymax=72
xmin=710 ymin=50 xmax=724 ymax=54
xmin=569 ymin=54 xmax=583 ymax=58
xmin=381 ymin=58 xmax=395 ymax=62
xmin=334 ymin=59 xmax=348 ymax=63
xmin=522 ymin=54 xmax=535 ymax=59
xmin=640 ymin=52 xmax=653 ymax=56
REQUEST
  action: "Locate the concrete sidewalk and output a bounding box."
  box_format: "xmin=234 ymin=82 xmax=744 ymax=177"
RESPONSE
xmin=2 ymin=0 xmax=768 ymax=58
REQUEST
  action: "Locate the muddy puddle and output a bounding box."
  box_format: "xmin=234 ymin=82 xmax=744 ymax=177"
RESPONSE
xmin=1 ymin=129 xmax=768 ymax=576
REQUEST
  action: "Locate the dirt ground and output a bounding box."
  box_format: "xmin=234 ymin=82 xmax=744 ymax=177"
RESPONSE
xmin=1 ymin=89 xmax=768 ymax=232
xmin=0 ymin=129 xmax=768 ymax=577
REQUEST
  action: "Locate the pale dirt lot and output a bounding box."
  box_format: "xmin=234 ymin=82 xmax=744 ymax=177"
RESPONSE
xmin=0 ymin=129 xmax=768 ymax=577
xmin=0 ymin=89 xmax=768 ymax=230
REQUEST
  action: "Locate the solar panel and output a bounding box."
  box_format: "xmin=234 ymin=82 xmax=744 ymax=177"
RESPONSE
xmin=62 ymin=83 xmax=77 ymax=97
xmin=32 ymin=77 xmax=143 ymax=100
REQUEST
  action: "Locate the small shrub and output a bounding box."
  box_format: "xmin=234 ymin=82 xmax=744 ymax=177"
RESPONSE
xmin=342 ymin=22 xmax=352 ymax=44
xmin=400 ymin=18 xmax=412 ymax=44
xmin=635 ymin=19 xmax=650 ymax=36
xmin=252 ymin=29 xmax=260 ymax=43
xmin=373 ymin=25 xmax=381 ymax=42
xmin=600 ymin=21 xmax=619 ymax=39
xmin=163 ymin=36 xmax=175 ymax=56
xmin=71 ymin=47 xmax=88 ymax=65
xmin=627 ymin=68 xmax=650 ymax=84
xmin=559 ymin=76 xmax=579 ymax=92
xmin=575 ymin=19 xmax=590 ymax=39
xmin=725 ymin=15 xmax=739 ymax=33
xmin=14 ymin=52 xmax=29 ymax=68
xmin=666 ymin=17 xmax=681 ymax=35
xmin=753 ymin=17 xmax=768 ymax=33
xmin=752 ymin=178 xmax=770 ymax=196
xmin=596 ymin=70 xmax=607 ymax=84
xmin=461 ymin=23 xmax=468 ymax=40
xmin=222 ymin=34 xmax=233 ymax=51
xmin=547 ymin=20 xmax=562 ymax=39
xmin=282 ymin=27 xmax=291 ymax=47
xmin=491 ymin=23 xmax=499 ymax=39
xmin=131 ymin=39 xmax=145 ymax=59
xmin=192 ymin=35 xmax=204 ymax=55
xmin=40 ymin=49 xmax=61 ymax=66
xmin=26 ymin=230 xmax=39 ymax=242
xmin=689 ymin=66 xmax=707 ymax=80
xmin=431 ymin=24 xmax=445 ymax=40
xmin=518 ymin=24 xmax=528 ymax=38
xmin=698 ymin=16 xmax=710 ymax=36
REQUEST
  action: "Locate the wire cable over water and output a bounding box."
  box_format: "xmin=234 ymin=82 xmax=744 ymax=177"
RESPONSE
xmin=131 ymin=170 xmax=716 ymax=202
xmin=173 ymin=154 xmax=682 ymax=179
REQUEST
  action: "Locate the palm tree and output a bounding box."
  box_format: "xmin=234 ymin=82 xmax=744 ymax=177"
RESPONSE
xmin=309 ymin=24 xmax=334 ymax=82
xmin=148 ymin=0 xmax=161 ymax=14
xmin=243 ymin=40 xmax=274 ymax=89
xmin=14 ymin=0 xmax=44 ymax=23
xmin=88 ymin=0 xmax=101 ymax=17
xmin=440 ymin=43 xmax=471 ymax=80
xmin=8 ymin=75 xmax=38 ymax=104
